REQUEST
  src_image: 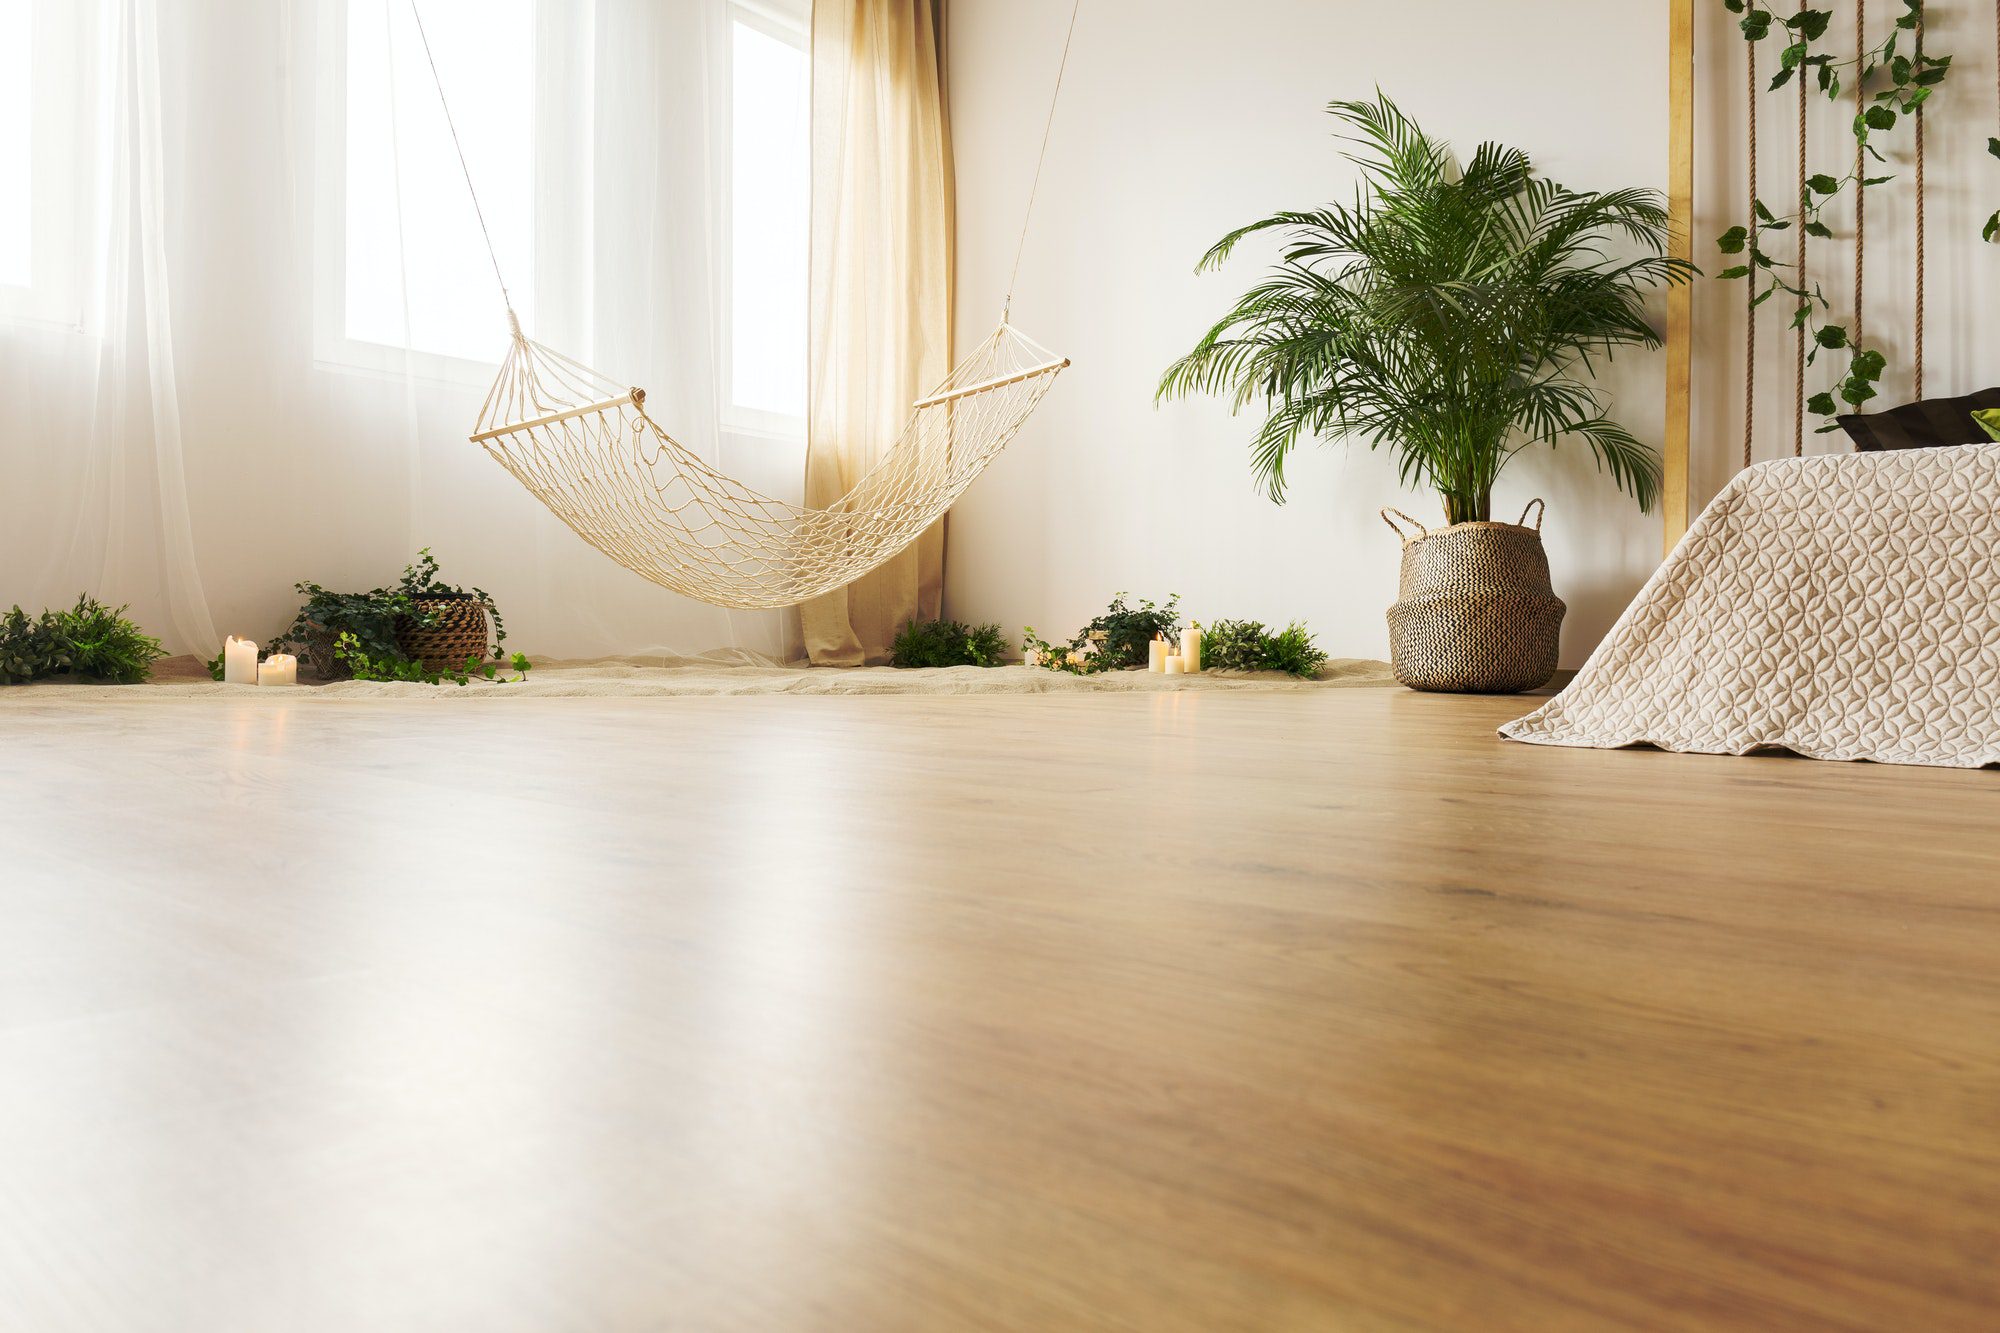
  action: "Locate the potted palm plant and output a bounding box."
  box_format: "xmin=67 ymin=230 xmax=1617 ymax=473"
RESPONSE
xmin=1158 ymin=94 xmax=1691 ymax=691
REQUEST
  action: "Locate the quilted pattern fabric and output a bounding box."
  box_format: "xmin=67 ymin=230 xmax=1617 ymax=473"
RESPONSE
xmin=1501 ymin=444 xmax=2000 ymax=768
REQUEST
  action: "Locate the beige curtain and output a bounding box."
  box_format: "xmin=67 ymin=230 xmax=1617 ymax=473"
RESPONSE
xmin=801 ymin=0 xmax=955 ymax=666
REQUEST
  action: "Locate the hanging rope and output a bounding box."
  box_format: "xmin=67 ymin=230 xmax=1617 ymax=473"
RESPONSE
xmin=1744 ymin=31 xmax=1758 ymax=470
xmin=407 ymin=0 xmax=515 ymax=315
xmin=1793 ymin=0 xmax=1808 ymax=458
xmin=1853 ymin=0 xmax=1866 ymax=360
xmin=1005 ymin=0 xmax=1082 ymax=316
xmin=402 ymin=0 xmax=1072 ymax=610
xmin=1914 ymin=2 xmax=1927 ymax=399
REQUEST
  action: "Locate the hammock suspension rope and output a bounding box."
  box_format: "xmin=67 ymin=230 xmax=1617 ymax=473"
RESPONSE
xmin=406 ymin=0 xmax=1077 ymax=609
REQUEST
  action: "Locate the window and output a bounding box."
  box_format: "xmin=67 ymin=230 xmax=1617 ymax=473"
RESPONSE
xmin=0 ymin=0 xmax=97 ymax=328
xmin=320 ymin=0 xmax=563 ymax=377
xmin=0 ymin=0 xmax=31 ymax=290
xmin=725 ymin=1 xmax=810 ymax=431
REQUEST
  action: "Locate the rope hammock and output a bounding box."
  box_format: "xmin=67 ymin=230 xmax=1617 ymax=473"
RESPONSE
xmin=408 ymin=1 xmax=1077 ymax=610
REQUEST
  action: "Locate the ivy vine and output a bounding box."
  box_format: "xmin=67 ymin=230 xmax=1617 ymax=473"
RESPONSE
xmin=1717 ymin=0 xmax=1950 ymax=426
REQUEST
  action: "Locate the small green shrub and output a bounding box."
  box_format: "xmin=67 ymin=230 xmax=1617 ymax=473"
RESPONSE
xmin=1198 ymin=617 xmax=1327 ymax=678
xmin=1260 ymin=622 xmax=1329 ymax=678
xmin=1199 ymin=618 xmax=1268 ymax=672
xmin=0 ymin=596 xmax=165 ymax=684
xmin=0 ymin=606 xmax=67 ymax=683
xmin=890 ymin=618 xmax=1007 ymax=668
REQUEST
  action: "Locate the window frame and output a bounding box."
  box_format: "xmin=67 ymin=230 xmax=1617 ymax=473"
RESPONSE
xmin=719 ymin=0 xmax=811 ymax=442
xmin=312 ymin=0 xmax=590 ymax=386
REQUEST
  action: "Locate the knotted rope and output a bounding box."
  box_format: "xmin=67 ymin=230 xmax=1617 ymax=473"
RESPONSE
xmin=1744 ymin=31 xmax=1759 ymax=470
xmin=1793 ymin=0 xmax=1808 ymax=459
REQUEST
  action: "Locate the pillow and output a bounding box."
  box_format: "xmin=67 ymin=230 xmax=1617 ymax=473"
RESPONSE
xmin=1975 ymin=408 xmax=2000 ymax=442
xmin=1837 ymin=387 xmax=2000 ymax=451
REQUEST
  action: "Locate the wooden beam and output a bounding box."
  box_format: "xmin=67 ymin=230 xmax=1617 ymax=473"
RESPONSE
xmin=469 ymin=392 xmax=637 ymax=443
xmin=912 ymin=357 xmax=1070 ymax=410
xmin=1663 ymin=0 xmax=1695 ymax=556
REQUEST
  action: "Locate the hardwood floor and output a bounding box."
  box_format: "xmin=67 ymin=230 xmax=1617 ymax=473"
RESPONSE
xmin=0 ymin=688 xmax=1995 ymax=1331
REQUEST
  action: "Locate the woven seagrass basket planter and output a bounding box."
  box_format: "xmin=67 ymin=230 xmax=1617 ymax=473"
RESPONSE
xmin=1381 ymin=500 xmax=1565 ymax=694
xmin=395 ymin=595 xmax=491 ymax=674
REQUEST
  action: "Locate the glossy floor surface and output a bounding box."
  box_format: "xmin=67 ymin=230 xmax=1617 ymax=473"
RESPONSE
xmin=2 ymin=689 xmax=1996 ymax=1331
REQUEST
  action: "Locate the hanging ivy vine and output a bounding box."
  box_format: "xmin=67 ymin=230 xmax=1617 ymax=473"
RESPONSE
xmin=1717 ymin=0 xmax=1950 ymax=425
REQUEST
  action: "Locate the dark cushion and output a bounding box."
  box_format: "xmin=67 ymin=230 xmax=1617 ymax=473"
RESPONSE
xmin=1837 ymin=387 xmax=2000 ymax=451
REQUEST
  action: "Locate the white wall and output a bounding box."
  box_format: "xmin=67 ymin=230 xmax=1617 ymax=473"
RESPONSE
xmin=945 ymin=0 xmax=1671 ymax=666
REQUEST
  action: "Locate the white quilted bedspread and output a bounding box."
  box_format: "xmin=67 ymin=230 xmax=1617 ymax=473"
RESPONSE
xmin=1502 ymin=443 xmax=2000 ymax=768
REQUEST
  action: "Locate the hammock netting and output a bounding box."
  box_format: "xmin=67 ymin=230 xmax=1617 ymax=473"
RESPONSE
xmin=471 ymin=320 xmax=1067 ymax=609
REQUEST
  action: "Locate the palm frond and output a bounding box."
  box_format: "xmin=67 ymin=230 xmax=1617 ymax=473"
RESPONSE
xmin=1157 ymin=94 xmax=1680 ymax=513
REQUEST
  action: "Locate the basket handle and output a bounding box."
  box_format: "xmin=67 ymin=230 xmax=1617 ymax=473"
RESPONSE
xmin=1380 ymin=507 xmax=1429 ymax=544
xmin=1517 ymin=498 xmax=1546 ymax=532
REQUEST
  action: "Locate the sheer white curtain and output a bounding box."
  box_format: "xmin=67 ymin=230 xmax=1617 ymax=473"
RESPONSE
xmin=0 ymin=0 xmax=803 ymax=661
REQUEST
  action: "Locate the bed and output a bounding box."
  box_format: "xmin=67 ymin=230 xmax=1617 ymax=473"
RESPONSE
xmin=1501 ymin=442 xmax=2000 ymax=769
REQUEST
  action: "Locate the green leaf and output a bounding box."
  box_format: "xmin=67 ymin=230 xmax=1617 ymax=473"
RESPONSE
xmin=1988 ymin=137 xmax=2000 ymax=160
xmin=1815 ymin=325 xmax=1848 ymax=349
xmin=1806 ymin=174 xmax=1841 ymax=195
xmin=1742 ymin=11 xmax=1773 ymax=39
xmin=1986 ymin=211 xmax=2000 ymax=244
xmin=1806 ymin=391 xmax=1838 ymax=415
xmin=1752 ymin=198 xmax=1777 ymax=223
xmin=1864 ymin=105 xmax=1898 ymax=131
xmin=1717 ymin=225 xmax=1748 ymax=254
xmin=1785 ymin=9 xmax=1831 ymax=40
xmin=1723 ymin=0 xmax=1745 ymax=10
xmin=1768 ymin=65 xmax=1796 ymax=91
xmin=1804 ymin=221 xmax=1833 ymax=239
xmin=1716 ymin=265 xmax=1752 ymax=280
xmin=1853 ymin=348 xmax=1887 ymax=379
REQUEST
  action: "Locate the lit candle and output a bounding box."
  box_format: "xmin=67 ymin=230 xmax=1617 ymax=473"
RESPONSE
xmin=223 ymin=635 xmax=259 ymax=685
xmin=1148 ymin=636 xmax=1168 ymax=673
xmin=1184 ymin=624 xmax=1203 ymax=672
xmin=1164 ymin=655 xmax=1185 ymax=675
xmin=256 ymin=653 xmax=297 ymax=687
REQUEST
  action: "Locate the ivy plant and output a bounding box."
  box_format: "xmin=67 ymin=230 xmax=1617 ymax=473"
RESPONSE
xmin=1718 ymin=0 xmax=1951 ymax=425
xmin=1021 ymin=592 xmax=1183 ymax=674
xmin=269 ymin=548 xmax=511 ymax=678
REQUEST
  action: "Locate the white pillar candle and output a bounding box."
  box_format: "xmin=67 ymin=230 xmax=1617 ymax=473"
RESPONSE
xmin=1148 ymin=637 xmax=1168 ymax=673
xmin=1184 ymin=625 xmax=1203 ymax=672
xmin=256 ymin=653 xmax=297 ymax=687
xmin=223 ymin=635 xmax=259 ymax=685
xmin=1164 ymin=655 xmax=1185 ymax=675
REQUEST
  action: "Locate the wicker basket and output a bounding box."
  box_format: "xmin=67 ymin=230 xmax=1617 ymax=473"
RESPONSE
xmin=395 ymin=595 xmax=492 ymax=674
xmin=1382 ymin=500 xmax=1565 ymax=694
xmin=301 ymin=624 xmax=346 ymax=681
